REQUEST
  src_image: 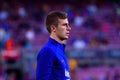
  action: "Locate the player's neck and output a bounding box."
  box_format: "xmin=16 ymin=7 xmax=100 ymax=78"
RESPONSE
xmin=50 ymin=34 xmax=65 ymax=44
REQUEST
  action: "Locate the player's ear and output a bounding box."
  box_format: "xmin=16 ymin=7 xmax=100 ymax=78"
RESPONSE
xmin=50 ymin=25 xmax=56 ymax=32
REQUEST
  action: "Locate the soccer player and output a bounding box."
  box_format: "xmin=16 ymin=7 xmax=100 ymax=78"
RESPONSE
xmin=36 ymin=11 xmax=71 ymax=80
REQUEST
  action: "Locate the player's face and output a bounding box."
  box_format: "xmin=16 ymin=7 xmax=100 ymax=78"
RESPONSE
xmin=55 ymin=18 xmax=71 ymax=40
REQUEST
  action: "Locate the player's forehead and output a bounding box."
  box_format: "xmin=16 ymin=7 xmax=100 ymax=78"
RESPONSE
xmin=58 ymin=18 xmax=69 ymax=24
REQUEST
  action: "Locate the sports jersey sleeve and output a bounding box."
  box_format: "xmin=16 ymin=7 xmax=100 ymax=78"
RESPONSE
xmin=36 ymin=47 xmax=56 ymax=80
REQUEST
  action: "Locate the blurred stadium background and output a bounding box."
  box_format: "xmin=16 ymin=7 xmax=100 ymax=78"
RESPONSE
xmin=0 ymin=0 xmax=120 ymax=80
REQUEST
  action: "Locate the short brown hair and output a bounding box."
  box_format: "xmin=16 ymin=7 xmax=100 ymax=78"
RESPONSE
xmin=45 ymin=11 xmax=67 ymax=33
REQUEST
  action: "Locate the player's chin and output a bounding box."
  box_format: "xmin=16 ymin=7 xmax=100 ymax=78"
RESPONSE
xmin=64 ymin=36 xmax=69 ymax=39
xmin=62 ymin=37 xmax=68 ymax=40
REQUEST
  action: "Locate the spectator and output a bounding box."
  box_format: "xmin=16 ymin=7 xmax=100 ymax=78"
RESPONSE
xmin=113 ymin=69 xmax=120 ymax=80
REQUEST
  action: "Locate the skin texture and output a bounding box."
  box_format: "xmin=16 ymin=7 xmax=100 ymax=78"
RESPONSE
xmin=50 ymin=18 xmax=71 ymax=44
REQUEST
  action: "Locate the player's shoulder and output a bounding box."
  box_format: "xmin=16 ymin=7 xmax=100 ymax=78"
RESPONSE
xmin=40 ymin=43 xmax=57 ymax=53
xmin=40 ymin=45 xmax=52 ymax=52
xmin=37 ymin=46 xmax=56 ymax=58
xmin=43 ymin=42 xmax=57 ymax=50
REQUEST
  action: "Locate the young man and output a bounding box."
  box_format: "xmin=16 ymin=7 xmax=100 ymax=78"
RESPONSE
xmin=36 ymin=11 xmax=71 ymax=80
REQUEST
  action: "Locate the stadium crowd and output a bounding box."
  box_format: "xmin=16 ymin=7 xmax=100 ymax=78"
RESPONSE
xmin=0 ymin=0 xmax=120 ymax=80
